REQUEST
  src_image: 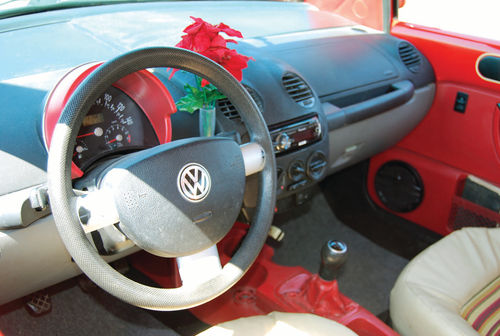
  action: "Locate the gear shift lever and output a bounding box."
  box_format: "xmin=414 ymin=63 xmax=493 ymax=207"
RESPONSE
xmin=276 ymin=239 xmax=356 ymax=320
xmin=319 ymin=240 xmax=348 ymax=281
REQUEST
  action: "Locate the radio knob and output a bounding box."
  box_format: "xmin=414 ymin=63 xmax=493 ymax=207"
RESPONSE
xmin=276 ymin=133 xmax=292 ymax=152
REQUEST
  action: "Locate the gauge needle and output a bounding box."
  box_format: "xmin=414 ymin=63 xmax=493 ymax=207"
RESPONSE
xmin=77 ymin=132 xmax=94 ymax=138
xmin=107 ymin=138 xmax=117 ymax=144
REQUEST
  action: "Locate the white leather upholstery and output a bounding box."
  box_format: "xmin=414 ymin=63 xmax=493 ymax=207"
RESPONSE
xmin=197 ymin=311 xmax=358 ymax=336
xmin=390 ymin=227 xmax=500 ymax=336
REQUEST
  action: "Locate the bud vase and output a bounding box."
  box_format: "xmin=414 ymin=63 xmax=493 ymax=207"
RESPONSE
xmin=199 ymin=107 xmax=216 ymax=137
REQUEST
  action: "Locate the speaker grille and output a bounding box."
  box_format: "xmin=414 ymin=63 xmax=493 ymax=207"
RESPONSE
xmin=374 ymin=161 xmax=424 ymax=212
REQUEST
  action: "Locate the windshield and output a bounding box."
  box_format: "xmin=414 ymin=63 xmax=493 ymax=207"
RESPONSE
xmin=307 ymin=0 xmax=384 ymax=31
xmin=0 ymin=0 xmax=384 ymax=33
xmin=0 ymin=0 xmax=167 ymax=18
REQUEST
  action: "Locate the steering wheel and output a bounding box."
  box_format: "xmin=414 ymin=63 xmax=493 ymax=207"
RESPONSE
xmin=47 ymin=47 xmax=276 ymax=310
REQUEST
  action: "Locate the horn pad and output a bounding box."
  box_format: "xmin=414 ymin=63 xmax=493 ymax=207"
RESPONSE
xmin=99 ymin=137 xmax=246 ymax=257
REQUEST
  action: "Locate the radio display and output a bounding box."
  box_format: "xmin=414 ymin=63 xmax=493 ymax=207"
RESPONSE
xmin=271 ymin=116 xmax=321 ymax=155
xmin=293 ymin=128 xmax=315 ymax=143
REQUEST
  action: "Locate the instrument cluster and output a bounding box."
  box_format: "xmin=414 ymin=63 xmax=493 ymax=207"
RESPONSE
xmin=72 ymin=86 xmax=159 ymax=171
xmin=44 ymin=64 xmax=176 ymax=178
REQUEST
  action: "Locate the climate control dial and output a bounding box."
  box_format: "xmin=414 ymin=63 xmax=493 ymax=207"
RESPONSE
xmin=288 ymin=160 xmax=306 ymax=182
xmin=307 ymin=151 xmax=327 ymax=180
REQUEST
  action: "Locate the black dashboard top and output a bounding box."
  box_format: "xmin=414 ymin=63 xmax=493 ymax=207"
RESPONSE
xmin=0 ymin=1 xmax=434 ymax=196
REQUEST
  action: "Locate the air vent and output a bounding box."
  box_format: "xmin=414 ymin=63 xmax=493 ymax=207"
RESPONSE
xmin=398 ymin=42 xmax=421 ymax=73
xmin=217 ymin=98 xmax=239 ymax=120
xmin=282 ymin=72 xmax=315 ymax=108
xmin=243 ymin=85 xmax=264 ymax=112
xmin=217 ymin=85 xmax=263 ymax=121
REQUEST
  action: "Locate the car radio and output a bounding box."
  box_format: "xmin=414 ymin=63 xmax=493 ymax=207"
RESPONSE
xmin=269 ymin=115 xmax=322 ymax=155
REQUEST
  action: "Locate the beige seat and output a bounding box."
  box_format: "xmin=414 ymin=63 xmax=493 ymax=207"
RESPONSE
xmin=390 ymin=227 xmax=500 ymax=336
xmin=198 ymin=311 xmax=358 ymax=336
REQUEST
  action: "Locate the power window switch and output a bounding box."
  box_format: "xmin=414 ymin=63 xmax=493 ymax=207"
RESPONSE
xmin=454 ymin=92 xmax=468 ymax=113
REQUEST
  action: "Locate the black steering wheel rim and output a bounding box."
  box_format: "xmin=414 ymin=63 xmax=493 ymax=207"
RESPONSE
xmin=47 ymin=47 xmax=276 ymax=310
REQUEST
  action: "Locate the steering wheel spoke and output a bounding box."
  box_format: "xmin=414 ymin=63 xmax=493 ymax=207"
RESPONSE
xmin=176 ymin=245 xmax=222 ymax=287
xmin=75 ymin=189 xmax=119 ymax=234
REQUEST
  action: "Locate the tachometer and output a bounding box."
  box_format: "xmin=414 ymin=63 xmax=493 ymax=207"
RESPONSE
xmin=72 ymin=86 xmax=159 ymax=171
xmin=104 ymin=124 xmax=131 ymax=149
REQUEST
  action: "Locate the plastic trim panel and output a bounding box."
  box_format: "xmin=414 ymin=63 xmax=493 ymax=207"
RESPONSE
xmin=0 ymin=215 xmax=138 ymax=305
xmin=327 ymin=84 xmax=435 ymax=174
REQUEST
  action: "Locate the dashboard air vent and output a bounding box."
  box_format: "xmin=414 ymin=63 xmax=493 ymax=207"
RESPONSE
xmin=217 ymin=85 xmax=263 ymax=121
xmin=282 ymin=72 xmax=315 ymax=108
xmin=398 ymin=42 xmax=421 ymax=73
xmin=217 ymin=98 xmax=239 ymax=120
xmin=244 ymin=85 xmax=264 ymax=112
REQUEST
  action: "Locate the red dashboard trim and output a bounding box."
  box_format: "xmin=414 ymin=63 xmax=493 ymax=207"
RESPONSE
xmin=392 ymin=22 xmax=500 ymax=91
xmin=44 ymin=63 xmax=176 ymax=178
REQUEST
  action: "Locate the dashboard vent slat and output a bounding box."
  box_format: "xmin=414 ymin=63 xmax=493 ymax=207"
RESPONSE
xmin=217 ymin=85 xmax=264 ymax=121
xmin=398 ymin=42 xmax=421 ymax=73
xmin=282 ymin=72 xmax=315 ymax=108
xmin=217 ymin=98 xmax=239 ymax=120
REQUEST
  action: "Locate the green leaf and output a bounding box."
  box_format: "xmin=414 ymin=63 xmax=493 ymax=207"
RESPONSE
xmin=176 ymin=76 xmax=226 ymax=112
xmin=176 ymin=93 xmax=204 ymax=114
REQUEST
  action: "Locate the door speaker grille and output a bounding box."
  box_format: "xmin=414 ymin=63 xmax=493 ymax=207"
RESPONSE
xmin=374 ymin=161 xmax=424 ymax=212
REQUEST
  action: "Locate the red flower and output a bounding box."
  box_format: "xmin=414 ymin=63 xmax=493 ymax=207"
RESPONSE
xmin=200 ymin=48 xmax=254 ymax=86
xmin=176 ymin=17 xmax=242 ymax=53
xmin=171 ymin=17 xmax=253 ymax=86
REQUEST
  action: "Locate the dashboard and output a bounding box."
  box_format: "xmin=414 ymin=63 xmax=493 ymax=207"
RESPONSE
xmin=0 ymin=1 xmax=435 ymax=305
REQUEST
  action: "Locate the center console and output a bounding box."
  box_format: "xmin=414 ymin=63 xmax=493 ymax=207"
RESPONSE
xmin=269 ymin=112 xmax=330 ymax=210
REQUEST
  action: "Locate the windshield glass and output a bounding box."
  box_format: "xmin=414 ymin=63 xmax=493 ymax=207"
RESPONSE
xmin=0 ymin=0 xmax=154 ymax=18
xmin=0 ymin=0 xmax=384 ymax=33
xmin=307 ymin=0 xmax=384 ymax=31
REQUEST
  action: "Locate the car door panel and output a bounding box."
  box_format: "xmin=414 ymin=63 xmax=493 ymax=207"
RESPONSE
xmin=367 ymin=21 xmax=500 ymax=235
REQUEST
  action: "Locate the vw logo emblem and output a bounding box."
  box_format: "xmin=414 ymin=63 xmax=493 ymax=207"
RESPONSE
xmin=177 ymin=163 xmax=211 ymax=202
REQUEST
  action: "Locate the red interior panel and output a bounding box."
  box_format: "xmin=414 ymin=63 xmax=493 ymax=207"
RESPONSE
xmin=368 ymin=147 xmax=466 ymax=235
xmin=392 ymin=23 xmax=500 ymax=90
xmin=398 ymin=82 xmax=500 ymax=182
xmin=367 ymin=22 xmax=500 ymax=235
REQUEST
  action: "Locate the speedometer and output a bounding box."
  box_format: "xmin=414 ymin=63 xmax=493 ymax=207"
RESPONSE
xmin=73 ymin=86 xmax=159 ymax=171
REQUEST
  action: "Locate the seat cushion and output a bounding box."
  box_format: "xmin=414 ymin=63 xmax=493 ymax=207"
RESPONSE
xmin=390 ymin=227 xmax=500 ymax=336
xmin=461 ymin=276 xmax=500 ymax=336
xmin=197 ymin=311 xmax=358 ymax=336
